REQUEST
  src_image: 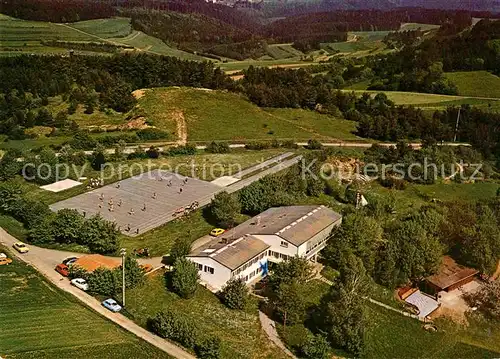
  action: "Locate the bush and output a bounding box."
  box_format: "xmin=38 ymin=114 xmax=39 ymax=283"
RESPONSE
xmin=301 ymin=333 xmax=330 ymax=359
xmin=70 ymin=132 xmax=97 ymax=150
xmin=170 ymin=238 xmax=192 ymax=263
xmin=68 ymin=265 xmax=89 ymax=280
xmin=379 ymin=176 xmax=407 ymax=190
xmin=281 ymin=140 xmax=299 ymax=149
xmin=146 ymin=146 xmax=161 ymax=159
xmin=52 ymin=209 xmax=84 ymax=244
xmin=195 ymin=336 xmax=222 ymax=359
xmin=149 ymin=310 xmax=198 ymax=349
xmin=245 ymin=141 xmax=271 ymax=150
xmin=80 ymin=214 xmax=119 ymax=254
xmin=166 ymin=144 xmax=197 ymax=156
xmin=28 ymin=218 xmax=55 ymax=245
xmin=205 ymin=141 xmax=230 ymax=154
xmin=88 ymin=267 xmax=120 ymax=296
xmin=13 ymin=198 xmax=52 ymax=229
xmin=306 ymin=139 xmax=322 ymax=150
xmin=210 ymin=191 xmax=241 ymax=228
xmin=171 ymin=258 xmax=199 ymax=299
xmin=136 ymin=128 xmax=169 ymax=141
xmin=219 ymin=278 xmax=248 ymax=310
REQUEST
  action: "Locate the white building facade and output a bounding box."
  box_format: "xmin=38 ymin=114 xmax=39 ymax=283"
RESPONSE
xmin=187 ymin=205 xmax=342 ymax=292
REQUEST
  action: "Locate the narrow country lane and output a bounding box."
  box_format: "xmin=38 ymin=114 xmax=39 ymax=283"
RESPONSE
xmin=0 ymin=227 xmax=195 ymax=359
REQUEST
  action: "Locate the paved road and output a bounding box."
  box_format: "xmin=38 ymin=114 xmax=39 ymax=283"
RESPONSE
xmin=0 ymin=227 xmax=195 ymax=359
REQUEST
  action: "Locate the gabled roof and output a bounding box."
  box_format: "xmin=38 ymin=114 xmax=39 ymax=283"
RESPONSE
xmin=219 ymin=205 xmax=342 ymax=246
xmin=426 ymin=256 xmax=479 ymax=290
xmin=188 ymin=235 xmax=269 ymax=271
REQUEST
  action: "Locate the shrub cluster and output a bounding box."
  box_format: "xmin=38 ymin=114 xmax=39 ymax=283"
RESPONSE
xmin=148 ymin=310 xmax=221 ymax=358
xmin=205 ymin=141 xmax=230 ymax=154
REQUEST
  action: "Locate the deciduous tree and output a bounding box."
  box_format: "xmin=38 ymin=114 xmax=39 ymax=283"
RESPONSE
xmin=171 ymin=258 xmax=199 ymax=299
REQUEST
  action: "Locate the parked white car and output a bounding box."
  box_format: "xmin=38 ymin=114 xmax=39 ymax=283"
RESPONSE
xmin=0 ymin=253 xmax=7 ymax=259
xmin=70 ymin=278 xmax=89 ymax=291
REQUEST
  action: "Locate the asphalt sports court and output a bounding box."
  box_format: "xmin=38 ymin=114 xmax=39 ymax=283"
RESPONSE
xmin=50 ymin=170 xmax=221 ymax=236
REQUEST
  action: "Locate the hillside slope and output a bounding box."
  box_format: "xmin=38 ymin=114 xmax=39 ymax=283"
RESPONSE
xmin=0 ymin=15 xmax=207 ymax=60
xmin=132 ymin=87 xmax=361 ymax=142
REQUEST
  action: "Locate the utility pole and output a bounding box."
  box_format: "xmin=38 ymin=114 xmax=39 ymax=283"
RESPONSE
xmin=120 ymin=248 xmax=126 ymax=306
xmin=453 ymin=107 xmax=461 ymax=142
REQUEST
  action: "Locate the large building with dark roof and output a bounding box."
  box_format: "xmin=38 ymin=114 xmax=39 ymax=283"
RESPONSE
xmin=187 ymin=205 xmax=342 ymax=291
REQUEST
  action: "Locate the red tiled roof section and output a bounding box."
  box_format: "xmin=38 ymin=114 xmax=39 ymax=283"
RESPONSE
xmin=426 ymin=256 xmax=479 ymax=290
xmin=73 ymin=254 xmax=121 ymax=272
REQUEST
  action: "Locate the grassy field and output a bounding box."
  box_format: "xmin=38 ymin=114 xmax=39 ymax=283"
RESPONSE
xmin=365 ymin=302 xmax=500 ymax=358
xmin=265 ymin=43 xmax=304 ymax=60
xmin=263 ymin=108 xmax=364 ymax=141
xmin=0 ymin=15 xmax=208 ymax=60
xmin=0 ymin=15 xmax=96 ymax=55
xmin=124 ymin=270 xmax=288 ymax=359
xmin=0 ymin=249 xmax=172 ymax=359
xmin=135 ymin=87 xmax=359 ymax=142
xmin=66 ymin=17 xmax=131 ymax=38
xmin=399 ymin=23 xmax=440 ymax=31
xmin=445 ymin=71 xmax=500 ymax=98
xmin=367 ymin=181 xmax=499 ymax=217
xmin=344 ymin=89 xmax=500 ymax=111
xmin=109 ymin=31 xmax=207 ymax=60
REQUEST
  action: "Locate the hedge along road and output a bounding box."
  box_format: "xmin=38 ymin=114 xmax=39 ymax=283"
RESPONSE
xmin=79 ymin=141 xmax=470 ymax=156
xmin=0 ymin=227 xmax=195 ymax=359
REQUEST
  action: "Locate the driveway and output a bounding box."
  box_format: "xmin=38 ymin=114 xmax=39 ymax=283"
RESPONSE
xmin=0 ymin=227 xmax=195 ymax=359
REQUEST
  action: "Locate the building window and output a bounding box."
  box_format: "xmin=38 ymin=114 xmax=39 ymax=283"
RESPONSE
xmin=280 ymin=241 xmax=289 ymax=248
xmin=196 ymin=263 xmax=203 ymax=271
xmin=204 ymin=265 xmax=214 ymax=274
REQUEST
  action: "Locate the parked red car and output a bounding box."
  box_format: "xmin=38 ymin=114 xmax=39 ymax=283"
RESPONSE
xmin=55 ymin=263 xmax=69 ymax=277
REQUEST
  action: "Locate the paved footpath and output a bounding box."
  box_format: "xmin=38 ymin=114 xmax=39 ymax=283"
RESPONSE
xmin=0 ymin=227 xmax=195 ymax=359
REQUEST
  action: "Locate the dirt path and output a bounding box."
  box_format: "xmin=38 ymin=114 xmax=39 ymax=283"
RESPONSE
xmin=492 ymin=260 xmax=500 ymax=280
xmin=0 ymin=227 xmax=194 ymax=359
xmin=172 ymin=110 xmax=187 ymax=145
xmin=258 ymin=311 xmax=297 ymax=359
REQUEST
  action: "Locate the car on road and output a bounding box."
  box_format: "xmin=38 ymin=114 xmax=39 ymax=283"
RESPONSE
xmin=102 ymin=298 xmax=122 ymax=312
xmin=71 ymin=278 xmax=89 ymax=291
xmin=55 ymin=263 xmax=70 ymax=277
xmin=0 ymin=253 xmax=7 ymax=259
xmin=62 ymin=257 xmax=78 ymax=266
xmin=210 ymin=228 xmax=225 ymax=237
xmin=0 ymin=257 xmax=13 ymax=266
xmin=13 ymin=242 xmax=29 ymax=253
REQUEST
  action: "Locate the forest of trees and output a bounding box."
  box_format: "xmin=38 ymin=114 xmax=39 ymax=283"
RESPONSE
xmin=1 ymin=0 xmax=116 ymax=22
xmin=363 ymin=19 xmax=500 ymax=93
xmin=1 ymin=53 xmax=499 ymax=165
xmin=4 ymin=0 xmax=496 ymax=61
xmin=0 ymin=54 xmax=232 ymax=139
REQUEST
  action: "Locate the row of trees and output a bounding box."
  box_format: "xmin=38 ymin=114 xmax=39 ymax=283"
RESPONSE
xmin=0 ymin=180 xmax=120 ymax=254
xmin=29 ymin=209 xmax=120 ymax=254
